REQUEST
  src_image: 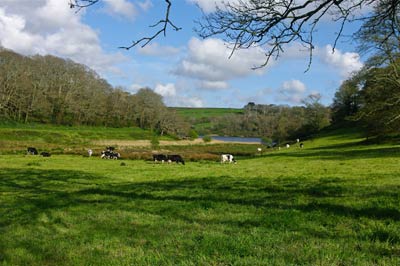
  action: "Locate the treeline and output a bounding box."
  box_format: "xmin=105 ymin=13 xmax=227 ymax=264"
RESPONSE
xmin=196 ymin=97 xmax=330 ymax=142
xmin=0 ymin=48 xmax=189 ymax=137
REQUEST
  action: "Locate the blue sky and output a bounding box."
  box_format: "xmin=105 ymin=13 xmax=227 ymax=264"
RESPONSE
xmin=0 ymin=0 xmax=367 ymax=108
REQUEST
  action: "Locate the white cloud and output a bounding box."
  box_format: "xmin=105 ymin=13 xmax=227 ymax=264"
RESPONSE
xmin=281 ymin=80 xmax=307 ymax=93
xmin=155 ymin=83 xmax=176 ymax=97
xmin=172 ymin=96 xmax=204 ymax=107
xmin=0 ymin=9 xmax=42 ymax=54
xmin=320 ymin=45 xmax=363 ymax=78
xmin=138 ymin=0 xmax=153 ymax=11
xmin=199 ymin=80 xmax=229 ymax=90
xmin=278 ymin=80 xmax=307 ymax=104
xmin=128 ymin=83 xmax=145 ymax=94
xmin=187 ymin=0 xmax=247 ymax=13
xmin=138 ymin=42 xmax=180 ymax=57
xmin=0 ymin=0 xmax=127 ymax=77
xmin=175 ymin=37 xmax=268 ymax=85
xmin=103 ymin=0 xmax=137 ymax=19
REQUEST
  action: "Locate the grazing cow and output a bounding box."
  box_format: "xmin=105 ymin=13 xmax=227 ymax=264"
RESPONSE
xmin=101 ymin=150 xmax=120 ymax=159
xmin=167 ymin=155 xmax=185 ymax=165
xmin=88 ymin=149 xmax=93 ymax=157
xmin=153 ymin=154 xmax=168 ymax=163
xmin=27 ymin=147 xmax=38 ymax=155
xmin=40 ymin=152 xmax=51 ymax=157
xmin=221 ymin=154 xmax=236 ymax=164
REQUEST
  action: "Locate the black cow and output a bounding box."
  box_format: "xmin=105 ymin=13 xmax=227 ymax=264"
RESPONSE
xmin=27 ymin=147 xmax=38 ymax=155
xmin=40 ymin=152 xmax=51 ymax=157
xmin=153 ymin=154 xmax=168 ymax=163
xmin=168 ymin=155 xmax=185 ymax=165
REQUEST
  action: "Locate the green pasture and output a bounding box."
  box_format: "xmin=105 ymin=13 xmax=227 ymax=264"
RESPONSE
xmin=1 ymin=131 xmax=400 ymax=265
xmin=172 ymin=107 xmax=243 ymax=119
xmin=0 ymin=123 xmax=167 ymax=143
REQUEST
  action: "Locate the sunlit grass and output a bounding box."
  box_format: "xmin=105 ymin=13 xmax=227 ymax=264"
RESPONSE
xmin=1 ymin=130 xmax=400 ymax=265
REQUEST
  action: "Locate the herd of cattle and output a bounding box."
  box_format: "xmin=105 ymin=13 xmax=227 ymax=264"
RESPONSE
xmin=26 ymin=140 xmax=305 ymax=163
xmin=26 ymin=146 xmax=237 ymax=164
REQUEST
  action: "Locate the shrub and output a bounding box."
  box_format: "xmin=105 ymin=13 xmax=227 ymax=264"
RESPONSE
xmin=202 ymin=135 xmax=212 ymax=143
xmin=188 ymin=129 xmax=199 ymax=140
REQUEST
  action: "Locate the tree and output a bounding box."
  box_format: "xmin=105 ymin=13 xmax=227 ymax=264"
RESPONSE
xmin=331 ymin=77 xmax=361 ymax=122
xmin=301 ymin=94 xmax=331 ymax=133
xmin=355 ymin=62 xmax=400 ymax=136
xmin=133 ymin=88 xmax=165 ymax=130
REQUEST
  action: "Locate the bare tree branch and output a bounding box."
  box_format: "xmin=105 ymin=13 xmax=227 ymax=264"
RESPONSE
xmin=69 ymin=0 xmax=181 ymax=49
xmin=195 ymin=0 xmax=400 ymax=69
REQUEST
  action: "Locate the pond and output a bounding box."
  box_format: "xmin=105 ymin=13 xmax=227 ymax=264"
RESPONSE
xmin=210 ymin=136 xmax=262 ymax=144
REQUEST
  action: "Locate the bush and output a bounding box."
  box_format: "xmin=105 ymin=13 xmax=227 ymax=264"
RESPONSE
xmin=202 ymin=135 xmax=212 ymax=143
xmin=188 ymin=129 xmax=199 ymax=140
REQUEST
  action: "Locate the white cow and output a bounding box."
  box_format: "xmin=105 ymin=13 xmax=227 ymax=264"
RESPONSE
xmin=221 ymin=154 xmax=236 ymax=164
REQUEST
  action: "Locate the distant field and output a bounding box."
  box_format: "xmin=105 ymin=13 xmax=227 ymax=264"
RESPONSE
xmin=1 ymin=128 xmax=400 ymax=265
xmin=171 ymin=107 xmax=243 ymax=119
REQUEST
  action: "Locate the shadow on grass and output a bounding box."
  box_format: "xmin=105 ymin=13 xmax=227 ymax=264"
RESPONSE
xmin=265 ymin=145 xmax=400 ymax=160
xmin=2 ymin=168 xmax=400 ymax=230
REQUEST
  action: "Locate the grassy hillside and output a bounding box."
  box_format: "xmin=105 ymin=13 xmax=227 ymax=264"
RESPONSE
xmin=172 ymin=107 xmax=243 ymax=119
xmin=1 ymin=127 xmax=400 ymax=265
xmin=171 ymin=107 xmax=243 ymax=135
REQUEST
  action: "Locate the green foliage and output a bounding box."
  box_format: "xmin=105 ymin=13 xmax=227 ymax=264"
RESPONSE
xmin=202 ymin=135 xmax=212 ymax=143
xmin=188 ymin=129 xmax=199 ymax=140
xmin=1 ymin=128 xmax=400 ymax=265
xmin=150 ymin=135 xmax=160 ymax=149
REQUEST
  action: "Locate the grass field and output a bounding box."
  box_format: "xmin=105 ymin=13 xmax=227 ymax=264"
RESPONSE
xmin=171 ymin=107 xmax=243 ymax=119
xmin=1 ymin=128 xmax=400 ymax=265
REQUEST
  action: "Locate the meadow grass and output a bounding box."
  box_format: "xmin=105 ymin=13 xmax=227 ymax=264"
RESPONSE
xmin=171 ymin=107 xmax=243 ymax=119
xmin=1 ymin=132 xmax=400 ymax=265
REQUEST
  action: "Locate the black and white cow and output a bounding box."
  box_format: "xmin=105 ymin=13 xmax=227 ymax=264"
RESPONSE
xmin=101 ymin=150 xmax=120 ymax=159
xmin=27 ymin=147 xmax=38 ymax=155
xmin=153 ymin=154 xmax=168 ymax=163
xmin=168 ymin=155 xmax=185 ymax=165
xmin=40 ymin=151 xmax=51 ymax=157
xmin=221 ymin=154 xmax=236 ymax=164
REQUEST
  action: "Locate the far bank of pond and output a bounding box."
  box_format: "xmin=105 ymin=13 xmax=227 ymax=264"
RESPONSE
xmin=209 ymin=136 xmax=262 ymax=144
